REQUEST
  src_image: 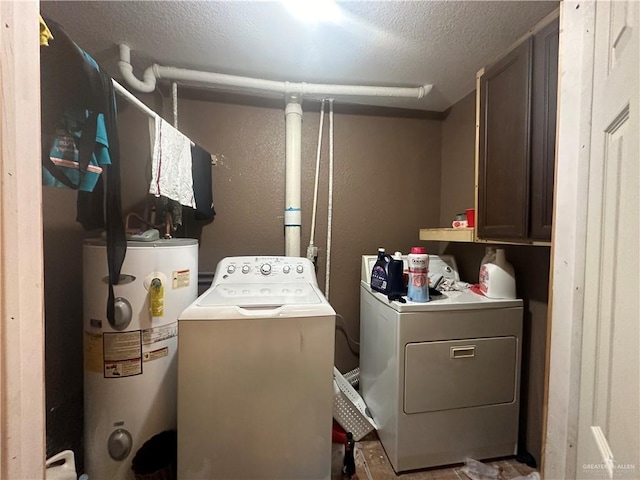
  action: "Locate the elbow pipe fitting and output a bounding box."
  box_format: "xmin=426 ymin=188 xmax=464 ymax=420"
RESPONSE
xmin=118 ymin=44 xmax=157 ymax=93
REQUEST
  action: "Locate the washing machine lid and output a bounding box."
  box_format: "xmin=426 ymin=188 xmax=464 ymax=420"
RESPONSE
xmin=360 ymin=283 xmax=522 ymax=312
xmin=197 ymin=283 xmax=322 ymax=307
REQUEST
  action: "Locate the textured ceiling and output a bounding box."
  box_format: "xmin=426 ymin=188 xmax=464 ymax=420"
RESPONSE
xmin=40 ymin=1 xmax=558 ymax=112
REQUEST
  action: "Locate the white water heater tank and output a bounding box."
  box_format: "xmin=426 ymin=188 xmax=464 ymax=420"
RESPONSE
xmin=83 ymin=238 xmax=198 ymax=480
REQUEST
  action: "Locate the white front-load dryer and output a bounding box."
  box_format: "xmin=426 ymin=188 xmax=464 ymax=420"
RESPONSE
xmin=359 ymin=254 xmax=524 ymax=473
xmin=177 ymin=256 xmax=335 ymax=480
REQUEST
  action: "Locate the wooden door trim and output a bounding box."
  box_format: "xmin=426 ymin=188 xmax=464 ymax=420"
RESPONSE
xmin=0 ymin=2 xmax=46 ymax=479
xmin=543 ymin=2 xmax=596 ymax=479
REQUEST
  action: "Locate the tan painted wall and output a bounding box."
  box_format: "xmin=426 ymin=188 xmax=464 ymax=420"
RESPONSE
xmin=440 ymin=91 xmax=476 ymax=227
xmin=169 ymin=97 xmax=442 ymax=369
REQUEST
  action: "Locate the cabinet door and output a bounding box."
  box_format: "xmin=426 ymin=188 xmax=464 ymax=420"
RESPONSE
xmin=478 ymin=38 xmax=533 ymax=240
xmin=530 ymin=19 xmax=559 ymax=240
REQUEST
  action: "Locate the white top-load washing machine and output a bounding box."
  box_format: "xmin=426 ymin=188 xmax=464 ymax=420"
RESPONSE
xmin=177 ymin=256 xmax=335 ymax=480
xmin=359 ymin=254 xmax=523 ymax=472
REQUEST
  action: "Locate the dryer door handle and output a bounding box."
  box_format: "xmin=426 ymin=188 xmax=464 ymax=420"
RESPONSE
xmin=450 ymin=345 xmax=476 ymax=359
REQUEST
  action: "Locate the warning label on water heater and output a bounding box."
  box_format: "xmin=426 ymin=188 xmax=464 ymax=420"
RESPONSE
xmin=84 ymin=331 xmax=103 ymax=374
xmin=142 ymin=322 xmax=177 ymax=346
xmin=103 ymin=331 xmax=142 ymax=378
xmin=143 ymin=346 xmax=168 ymax=362
xmin=172 ymin=269 xmax=190 ymax=289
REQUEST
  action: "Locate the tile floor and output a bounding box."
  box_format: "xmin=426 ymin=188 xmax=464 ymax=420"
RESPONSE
xmin=335 ymin=433 xmax=538 ymax=480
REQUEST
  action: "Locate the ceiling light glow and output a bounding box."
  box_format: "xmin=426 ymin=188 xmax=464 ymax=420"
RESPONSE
xmin=282 ymin=0 xmax=343 ymax=23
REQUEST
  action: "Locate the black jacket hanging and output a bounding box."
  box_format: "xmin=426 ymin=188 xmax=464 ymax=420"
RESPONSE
xmin=41 ymin=18 xmax=126 ymax=325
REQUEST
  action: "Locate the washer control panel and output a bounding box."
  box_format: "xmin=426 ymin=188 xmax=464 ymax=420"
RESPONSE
xmin=214 ymin=256 xmax=316 ymax=286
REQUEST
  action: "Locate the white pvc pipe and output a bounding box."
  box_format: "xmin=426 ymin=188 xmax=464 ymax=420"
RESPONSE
xmin=156 ymin=65 xmax=432 ymax=99
xmin=284 ymin=96 xmax=303 ymax=257
xmin=118 ymin=44 xmax=156 ymax=93
xmin=117 ymin=45 xmax=433 ymax=259
xmin=325 ymin=100 xmax=335 ymax=299
xmin=118 ymin=45 xmax=432 ymax=100
xmin=155 ymin=65 xmax=431 ymax=99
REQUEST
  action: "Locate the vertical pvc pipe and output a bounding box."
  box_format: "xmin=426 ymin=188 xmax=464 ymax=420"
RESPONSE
xmin=284 ymin=96 xmax=303 ymax=257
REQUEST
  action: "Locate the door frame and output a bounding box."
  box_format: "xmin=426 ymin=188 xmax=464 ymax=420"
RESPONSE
xmin=0 ymin=2 xmax=46 ymax=479
xmin=543 ymin=2 xmax=596 ymax=479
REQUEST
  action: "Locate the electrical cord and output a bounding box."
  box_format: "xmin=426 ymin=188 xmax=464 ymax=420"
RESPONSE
xmin=336 ymin=313 xmax=359 ymax=356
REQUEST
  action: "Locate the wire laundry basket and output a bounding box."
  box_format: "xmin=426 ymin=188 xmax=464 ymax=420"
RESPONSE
xmin=333 ymin=367 xmax=377 ymax=441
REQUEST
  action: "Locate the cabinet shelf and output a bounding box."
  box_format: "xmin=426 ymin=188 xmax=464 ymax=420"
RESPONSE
xmin=419 ymin=228 xmax=475 ymax=243
xmin=419 ymin=227 xmax=551 ymax=246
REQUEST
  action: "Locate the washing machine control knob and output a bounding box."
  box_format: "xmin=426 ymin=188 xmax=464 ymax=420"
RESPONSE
xmin=282 ymin=265 xmax=291 ymax=274
xmin=227 ymin=265 xmax=236 ymax=274
xmin=241 ymin=265 xmax=250 ymax=274
xmin=296 ymin=265 xmax=304 ymax=274
xmin=260 ymin=263 xmax=272 ymax=275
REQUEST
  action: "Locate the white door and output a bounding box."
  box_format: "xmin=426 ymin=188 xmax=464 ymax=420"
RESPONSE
xmin=576 ymin=1 xmax=639 ymax=478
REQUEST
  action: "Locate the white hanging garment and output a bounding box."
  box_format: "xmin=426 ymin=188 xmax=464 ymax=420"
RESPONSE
xmin=149 ymin=117 xmax=195 ymax=208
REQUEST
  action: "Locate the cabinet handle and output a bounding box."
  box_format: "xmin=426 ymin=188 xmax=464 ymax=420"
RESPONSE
xmin=450 ymin=345 xmax=476 ymax=359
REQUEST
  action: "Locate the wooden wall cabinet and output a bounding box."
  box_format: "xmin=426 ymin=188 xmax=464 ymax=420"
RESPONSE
xmin=477 ymin=17 xmax=559 ymax=243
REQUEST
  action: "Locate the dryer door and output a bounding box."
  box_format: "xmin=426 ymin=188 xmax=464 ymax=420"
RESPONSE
xmin=404 ymin=336 xmax=517 ymax=414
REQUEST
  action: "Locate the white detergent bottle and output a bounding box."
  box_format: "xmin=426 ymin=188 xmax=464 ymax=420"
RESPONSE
xmin=45 ymin=450 xmax=77 ymax=480
xmin=479 ymin=248 xmax=516 ymax=299
xmin=479 ymin=247 xmax=496 ymax=283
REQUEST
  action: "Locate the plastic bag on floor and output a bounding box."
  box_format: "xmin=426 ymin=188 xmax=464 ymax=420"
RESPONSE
xmin=461 ymin=458 xmax=499 ymax=480
xmin=512 ymin=473 xmax=540 ymax=480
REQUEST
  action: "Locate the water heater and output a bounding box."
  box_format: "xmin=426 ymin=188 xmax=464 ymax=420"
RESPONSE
xmin=83 ymin=239 xmax=198 ymax=480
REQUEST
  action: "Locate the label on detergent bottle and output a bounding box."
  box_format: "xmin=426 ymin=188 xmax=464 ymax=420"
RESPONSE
xmin=479 ymin=265 xmax=489 ymax=295
xmin=371 ymin=264 xmax=388 ymax=293
xmin=407 ymin=246 xmax=429 ymax=302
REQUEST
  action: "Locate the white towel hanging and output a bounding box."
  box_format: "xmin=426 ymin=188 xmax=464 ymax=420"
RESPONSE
xmin=148 ymin=117 xmax=196 ymax=208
